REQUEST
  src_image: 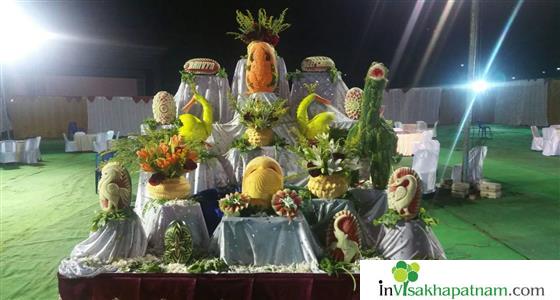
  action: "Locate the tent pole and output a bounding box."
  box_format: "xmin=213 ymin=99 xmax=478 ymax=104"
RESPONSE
xmin=462 ymin=0 xmax=479 ymax=184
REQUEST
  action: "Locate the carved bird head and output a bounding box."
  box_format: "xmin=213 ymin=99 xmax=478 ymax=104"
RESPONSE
xmin=387 ymin=167 xmax=422 ymax=219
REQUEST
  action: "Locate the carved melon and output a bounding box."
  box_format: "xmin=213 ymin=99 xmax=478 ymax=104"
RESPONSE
xmin=246 ymin=41 xmax=278 ymax=94
xmin=326 ymin=210 xmax=361 ymax=263
xmin=344 ymin=87 xmax=363 ymax=120
xmin=152 ymin=91 xmax=177 ymax=125
xmin=387 ymin=167 xmax=422 ymax=220
xmin=301 ymin=56 xmax=335 ymax=72
xmin=183 ymin=58 xmax=221 ymax=75
xmin=242 ymin=156 xmax=284 ymax=208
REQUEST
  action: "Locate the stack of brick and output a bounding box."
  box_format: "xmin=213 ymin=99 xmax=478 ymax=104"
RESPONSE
xmin=480 ymin=181 xmax=502 ymax=198
xmin=451 ymin=182 xmax=470 ymax=198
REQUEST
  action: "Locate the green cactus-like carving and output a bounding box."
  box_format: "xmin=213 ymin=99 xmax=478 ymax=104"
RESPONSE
xmin=347 ymin=62 xmax=398 ymax=189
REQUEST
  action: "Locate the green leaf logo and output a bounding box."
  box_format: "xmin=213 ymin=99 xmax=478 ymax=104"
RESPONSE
xmin=392 ymin=261 xmax=420 ymax=295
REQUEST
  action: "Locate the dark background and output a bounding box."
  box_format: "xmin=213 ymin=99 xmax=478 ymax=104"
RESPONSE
xmin=18 ymin=0 xmax=560 ymax=94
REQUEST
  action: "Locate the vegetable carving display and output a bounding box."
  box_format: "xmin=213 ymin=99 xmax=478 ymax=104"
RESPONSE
xmin=183 ymin=58 xmax=221 ymax=75
xmin=136 ymin=134 xmax=199 ymax=200
xmin=296 ymin=83 xmax=335 ymax=141
xmin=98 ymin=162 xmax=132 ymax=212
xmin=178 ymin=92 xmax=213 ymax=143
xmin=293 ymin=133 xmax=359 ymax=199
xmin=152 ymin=91 xmax=177 ymax=125
xmin=326 ymin=210 xmax=361 ymax=263
xmin=301 ymin=56 xmax=336 ymax=72
xmin=242 ymin=156 xmax=284 ymax=208
xmin=387 ymin=167 xmax=422 ymax=220
xmin=347 ymin=62 xmax=398 ymax=189
xmin=163 ymin=220 xmax=193 ymax=264
xmin=232 ymin=96 xmax=288 ymax=147
xmin=271 ymin=189 xmax=302 ymax=220
xmin=344 ymin=87 xmax=364 ymax=120
xmin=246 ymin=41 xmax=278 ymax=93
xmin=219 ymin=192 xmax=251 ymax=217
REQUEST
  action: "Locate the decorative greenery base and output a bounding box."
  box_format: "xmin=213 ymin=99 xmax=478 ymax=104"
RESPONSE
xmin=373 ymin=208 xmax=438 ymax=228
xmin=90 ymin=207 xmax=134 ymax=232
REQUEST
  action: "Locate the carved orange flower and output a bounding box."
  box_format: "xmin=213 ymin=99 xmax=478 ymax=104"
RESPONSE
xmin=136 ymin=149 xmax=149 ymax=160
xmin=140 ymin=163 xmax=153 ymax=172
xmin=159 ymin=143 xmax=169 ymax=154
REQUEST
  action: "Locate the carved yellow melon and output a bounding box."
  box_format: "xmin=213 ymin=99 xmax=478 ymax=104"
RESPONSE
xmin=242 ymin=156 xmax=284 ymax=208
xmin=246 ymin=41 xmax=278 ymax=94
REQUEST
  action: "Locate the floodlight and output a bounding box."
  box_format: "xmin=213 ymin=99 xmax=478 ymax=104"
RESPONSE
xmin=0 ymin=1 xmax=52 ymax=63
xmin=470 ymin=80 xmax=489 ymax=92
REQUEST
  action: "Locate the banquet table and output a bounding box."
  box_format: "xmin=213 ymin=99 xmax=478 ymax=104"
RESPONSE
xmin=74 ymin=134 xmax=96 ymax=152
xmin=58 ymin=272 xmax=360 ymax=300
xmin=15 ymin=140 xmax=25 ymax=161
xmin=396 ymin=132 xmax=424 ymax=156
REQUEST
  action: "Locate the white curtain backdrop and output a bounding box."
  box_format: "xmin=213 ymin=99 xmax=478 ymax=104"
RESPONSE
xmin=493 ymin=79 xmax=548 ymax=126
xmin=0 ymin=95 xmax=11 ymax=134
xmin=383 ymin=87 xmax=442 ymax=124
xmin=87 ymin=97 xmax=152 ymax=135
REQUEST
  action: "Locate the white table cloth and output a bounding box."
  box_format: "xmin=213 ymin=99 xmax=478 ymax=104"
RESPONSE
xmin=74 ymin=134 xmax=96 ymax=152
xmin=1 ymin=139 xmax=41 ymax=164
xmin=542 ymin=127 xmax=560 ymax=156
xmin=396 ymin=132 xmax=424 ymax=156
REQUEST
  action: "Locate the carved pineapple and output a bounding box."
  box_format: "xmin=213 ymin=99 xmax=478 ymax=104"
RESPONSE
xmin=246 ymin=127 xmax=274 ymax=147
xmin=308 ymin=174 xmax=349 ymax=199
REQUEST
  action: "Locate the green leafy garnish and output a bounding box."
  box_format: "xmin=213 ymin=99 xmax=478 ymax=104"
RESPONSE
xmin=319 ymin=257 xmax=357 ymax=291
xmin=187 ymin=258 xmax=229 ymax=274
xmin=90 ymin=207 xmax=134 ymax=232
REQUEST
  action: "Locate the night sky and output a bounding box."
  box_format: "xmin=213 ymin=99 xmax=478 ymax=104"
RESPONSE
xmin=20 ymin=0 xmax=560 ymax=94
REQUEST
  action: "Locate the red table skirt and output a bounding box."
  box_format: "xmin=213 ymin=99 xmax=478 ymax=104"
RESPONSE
xmin=58 ymin=272 xmax=360 ymax=300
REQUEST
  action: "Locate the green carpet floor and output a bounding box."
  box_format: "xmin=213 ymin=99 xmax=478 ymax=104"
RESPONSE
xmin=1 ymin=125 xmax=559 ymax=299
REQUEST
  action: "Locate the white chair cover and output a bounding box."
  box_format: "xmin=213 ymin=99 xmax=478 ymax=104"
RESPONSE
xmin=412 ymin=139 xmax=440 ymax=193
xmin=22 ymin=137 xmax=41 ymax=164
xmin=106 ymin=130 xmax=114 ymax=139
xmin=63 ymin=133 xmax=78 ymax=152
xmin=174 ymin=75 xmax=232 ymax=123
xmin=542 ymin=128 xmax=560 ymax=156
xmin=451 ymin=146 xmax=488 ymax=183
xmin=432 ymin=120 xmax=439 ymax=138
xmin=394 ymin=121 xmax=403 ymax=129
xmin=0 ymin=140 xmax=18 ymax=163
xmin=530 ymin=126 xmax=543 ymax=151
xmin=93 ymin=132 xmax=108 ymax=153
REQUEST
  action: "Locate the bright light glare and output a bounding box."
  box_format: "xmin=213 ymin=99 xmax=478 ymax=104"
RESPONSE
xmin=0 ymin=1 xmax=52 ymax=63
xmin=470 ymin=80 xmax=489 ymax=92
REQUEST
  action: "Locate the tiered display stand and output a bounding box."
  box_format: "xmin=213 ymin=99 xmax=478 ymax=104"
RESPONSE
xmin=58 ymin=9 xmax=446 ymax=299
